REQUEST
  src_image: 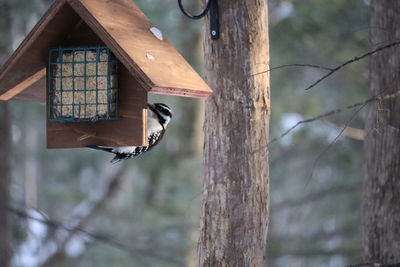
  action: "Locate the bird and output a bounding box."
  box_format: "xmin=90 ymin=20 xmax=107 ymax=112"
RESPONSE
xmin=87 ymin=103 xmax=172 ymax=163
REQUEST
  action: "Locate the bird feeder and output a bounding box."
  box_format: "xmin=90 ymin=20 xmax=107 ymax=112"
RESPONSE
xmin=48 ymin=46 xmax=120 ymax=122
xmin=0 ymin=0 xmax=212 ymax=149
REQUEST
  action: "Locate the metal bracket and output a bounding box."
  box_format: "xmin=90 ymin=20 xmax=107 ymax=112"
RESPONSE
xmin=209 ymin=0 xmax=219 ymax=40
xmin=177 ymin=0 xmax=220 ymax=40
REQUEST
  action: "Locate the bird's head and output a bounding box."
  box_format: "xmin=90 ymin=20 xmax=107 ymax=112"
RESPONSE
xmin=148 ymin=103 xmax=172 ymax=127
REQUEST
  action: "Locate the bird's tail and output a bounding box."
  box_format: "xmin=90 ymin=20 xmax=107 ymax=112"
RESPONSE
xmin=110 ymin=155 xmax=123 ymax=164
xmin=86 ymin=145 xmax=113 ymax=153
xmin=86 ymin=146 xmax=124 ymax=164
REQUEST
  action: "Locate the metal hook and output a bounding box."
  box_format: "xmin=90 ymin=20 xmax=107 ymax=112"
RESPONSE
xmin=177 ymin=0 xmax=220 ymax=40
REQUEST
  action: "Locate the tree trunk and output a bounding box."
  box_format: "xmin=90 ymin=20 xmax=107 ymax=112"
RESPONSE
xmin=198 ymin=1 xmax=270 ymax=266
xmin=0 ymin=103 xmax=12 ymax=267
xmin=363 ymin=0 xmax=400 ymax=264
xmin=0 ymin=3 xmax=12 ymax=267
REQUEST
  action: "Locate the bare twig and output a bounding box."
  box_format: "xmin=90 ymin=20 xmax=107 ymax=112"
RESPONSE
xmin=39 ymin=167 xmax=127 ymax=267
xmin=266 ymin=90 xmax=400 ymax=148
xmin=304 ymin=40 xmax=400 ymax=90
xmin=303 ymin=84 xmax=400 ymax=189
xmin=270 ymin=225 xmax=355 ymax=241
xmin=8 ymin=206 xmax=182 ymax=266
xmin=271 ymin=183 xmax=360 ymax=211
xmin=304 ymin=104 xmax=366 ymax=189
xmin=251 ymin=40 xmax=400 ymax=89
xmin=251 ymin=63 xmax=333 ymax=76
xmin=268 ymin=246 xmax=358 ymax=258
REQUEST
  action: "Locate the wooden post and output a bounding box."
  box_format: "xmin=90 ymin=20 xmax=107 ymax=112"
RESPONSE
xmin=198 ymin=1 xmax=270 ymax=266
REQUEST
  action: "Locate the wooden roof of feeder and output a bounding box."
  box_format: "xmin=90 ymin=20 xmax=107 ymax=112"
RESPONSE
xmin=0 ymin=0 xmax=212 ymax=102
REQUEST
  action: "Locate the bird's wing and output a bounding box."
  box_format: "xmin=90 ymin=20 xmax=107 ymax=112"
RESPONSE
xmin=147 ymin=130 xmax=165 ymax=151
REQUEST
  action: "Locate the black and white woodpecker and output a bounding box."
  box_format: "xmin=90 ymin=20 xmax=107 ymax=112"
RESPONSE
xmin=87 ymin=103 xmax=172 ymax=163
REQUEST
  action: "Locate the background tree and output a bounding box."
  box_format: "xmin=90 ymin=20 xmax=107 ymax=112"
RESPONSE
xmin=0 ymin=104 xmax=12 ymax=267
xmin=363 ymin=0 xmax=400 ymax=264
xmin=198 ymin=1 xmax=270 ymax=266
xmin=0 ymin=2 xmax=12 ymax=266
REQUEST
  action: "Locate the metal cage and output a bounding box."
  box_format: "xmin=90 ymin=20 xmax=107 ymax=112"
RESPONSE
xmin=48 ymin=45 xmax=120 ymax=122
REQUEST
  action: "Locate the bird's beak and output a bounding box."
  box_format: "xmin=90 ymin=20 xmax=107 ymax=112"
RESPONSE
xmin=147 ymin=104 xmax=155 ymax=112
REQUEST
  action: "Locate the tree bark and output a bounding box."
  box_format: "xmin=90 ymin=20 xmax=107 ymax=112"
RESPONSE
xmin=363 ymin=0 xmax=400 ymax=264
xmin=198 ymin=1 xmax=270 ymax=266
xmin=0 ymin=104 xmax=12 ymax=267
xmin=0 ymin=3 xmax=12 ymax=267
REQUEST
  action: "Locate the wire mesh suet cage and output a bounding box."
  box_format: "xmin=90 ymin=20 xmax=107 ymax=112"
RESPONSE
xmin=48 ymin=45 xmax=119 ymax=122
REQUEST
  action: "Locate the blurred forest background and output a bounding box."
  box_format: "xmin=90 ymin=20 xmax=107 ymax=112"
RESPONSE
xmin=1 ymin=0 xmax=372 ymax=266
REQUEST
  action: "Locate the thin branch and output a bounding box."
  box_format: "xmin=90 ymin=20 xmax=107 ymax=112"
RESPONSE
xmin=268 ymin=246 xmax=358 ymax=258
xmin=304 ymin=40 xmax=400 ymax=90
xmin=39 ymin=167 xmax=127 ymax=267
xmin=247 ymin=42 xmax=400 ymax=156
xmin=303 ymin=84 xmax=399 ymax=189
xmin=271 ymin=183 xmax=360 ymax=211
xmin=251 ymin=63 xmax=333 ymax=76
xmin=251 ymin=40 xmax=400 ymax=83
xmin=270 ymin=225 xmax=356 ymax=241
xmin=8 ymin=205 xmax=182 ymax=266
xmin=304 ymin=103 xmax=366 ymax=189
xmin=266 ymin=90 xmax=400 ymax=148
